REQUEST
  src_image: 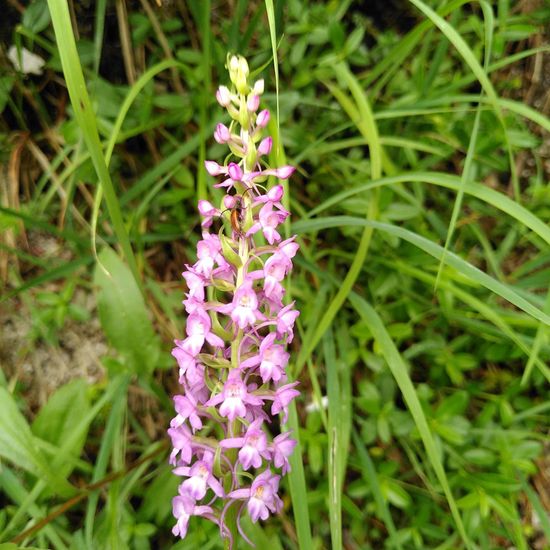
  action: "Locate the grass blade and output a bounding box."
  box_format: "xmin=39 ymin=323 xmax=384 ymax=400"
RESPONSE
xmin=293 ymin=62 xmax=382 ymax=378
xmin=284 ymin=401 xmax=313 ymax=550
xmin=324 ymin=328 xmax=342 ymax=550
xmin=294 ymin=216 xmax=550 ymax=327
xmin=408 ymin=0 xmax=518 ymax=200
xmin=348 ymin=294 xmax=471 ymax=548
xmin=352 ymin=429 xmax=402 ymax=549
xmin=305 ymin=172 xmax=550 ymax=247
xmin=47 ymin=0 xmax=141 ymax=291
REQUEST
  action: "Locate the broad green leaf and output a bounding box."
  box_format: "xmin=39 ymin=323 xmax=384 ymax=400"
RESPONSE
xmin=0 ymin=387 xmax=72 ymax=495
xmin=94 ymin=247 xmax=160 ymax=375
xmin=32 ymin=379 xmax=90 ymax=478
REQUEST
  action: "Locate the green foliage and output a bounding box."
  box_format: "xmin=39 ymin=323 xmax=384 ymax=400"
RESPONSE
xmin=1 ymin=0 xmax=549 ymax=549
xmin=94 ymin=247 xmax=161 ymax=376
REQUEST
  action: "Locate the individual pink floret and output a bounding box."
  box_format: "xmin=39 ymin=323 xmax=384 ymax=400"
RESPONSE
xmin=174 ymin=451 xmax=224 ymax=500
xmin=220 ymin=418 xmax=270 ymax=470
xmin=228 ymin=470 xmax=283 ymax=523
xmin=271 ymin=431 xmax=297 ymax=474
xmin=206 ymin=370 xmax=263 ymax=421
xmin=172 ymin=493 xmax=214 ymax=538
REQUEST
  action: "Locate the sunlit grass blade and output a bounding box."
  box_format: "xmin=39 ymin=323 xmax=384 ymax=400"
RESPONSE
xmin=47 ymin=0 xmax=141 ymax=289
xmin=324 ymin=328 xmax=342 ymax=550
xmin=522 ymin=478 xmax=550 ymax=543
xmin=91 ymin=58 xmax=184 ymax=267
xmin=93 ymin=0 xmax=107 ymax=74
xmin=85 ymin=375 xmax=131 ymax=547
xmin=264 ymin=0 xmax=280 ymax=139
xmin=263 ymin=8 xmax=311 ymax=542
xmin=434 ymin=106 xmax=482 ymax=290
xmin=284 ymin=401 xmax=313 ymax=550
xmin=195 ymin=0 xmax=211 ymax=201
xmin=292 ymin=62 xmax=382 ymax=378
xmin=0 ymin=469 xmax=65 ymax=546
xmin=294 ymin=216 xmax=550 ymax=327
xmin=435 ymin=1 xmax=493 ymax=289
xmin=348 ymin=294 xmax=471 ymax=548
xmin=305 ymin=172 xmax=550 ymax=248
xmin=408 ymin=0 xmax=519 ymax=200
xmin=522 ymin=288 xmax=550 ymax=385
xmin=391 ymin=260 xmax=550 ymax=383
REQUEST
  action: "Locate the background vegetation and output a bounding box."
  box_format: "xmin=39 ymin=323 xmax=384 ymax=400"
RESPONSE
xmin=1 ymin=0 xmax=549 ymax=548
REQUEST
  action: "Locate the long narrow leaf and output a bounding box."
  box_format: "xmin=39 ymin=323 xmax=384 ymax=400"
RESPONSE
xmin=47 ymin=0 xmax=141 ymax=290
xmin=348 ymin=294 xmax=471 ymax=548
xmin=293 ymin=216 xmax=550 ymax=326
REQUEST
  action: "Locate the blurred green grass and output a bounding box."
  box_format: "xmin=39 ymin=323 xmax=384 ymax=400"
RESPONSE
xmin=1 ymin=1 xmax=549 ymax=549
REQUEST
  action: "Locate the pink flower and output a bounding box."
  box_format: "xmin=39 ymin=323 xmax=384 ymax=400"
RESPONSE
xmin=214 ymin=123 xmax=231 ymax=144
xmin=272 ymin=431 xmax=296 ymax=474
xmin=263 ymin=253 xmax=292 ymax=298
xmin=195 ymin=233 xmax=228 ymax=278
xmin=271 ymin=382 xmax=300 ymax=423
xmin=174 ymin=451 xmax=224 ymax=500
xmin=256 ymin=109 xmax=270 ymax=128
xmin=228 ymin=162 xmax=243 ymax=182
xmin=220 ymin=418 xmax=270 ymax=470
xmin=228 ymin=470 xmax=283 ymax=522
xmin=172 ymin=393 xmax=202 ymax=432
xmin=172 ymin=493 xmax=213 ymax=538
xmin=263 ymin=166 xmax=295 ymax=179
xmin=215 ymin=162 xmax=244 ymax=190
xmin=184 ymin=309 xmax=224 ymax=356
xmin=221 ymin=279 xmax=262 ymax=329
xmin=247 ymin=203 xmax=288 ymax=245
xmin=171 ymin=343 xmax=197 ymax=381
xmin=278 ymin=236 xmax=300 ymax=259
xmin=241 ymin=332 xmax=289 ymax=383
xmin=168 ymin=424 xmax=194 ymax=466
xmin=206 ymin=370 xmax=263 ymax=421
xmin=204 ymin=161 xmax=224 ymax=177
xmin=276 ymin=302 xmax=300 ymax=342
xmin=182 ymin=270 xmax=206 ymax=301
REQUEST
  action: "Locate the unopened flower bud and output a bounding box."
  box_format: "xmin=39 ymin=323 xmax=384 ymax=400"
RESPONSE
xmin=258 ymin=137 xmax=273 ymax=156
xmin=214 ymin=123 xmax=231 ymax=144
xmin=228 ymin=162 xmax=243 ymax=181
xmin=274 ymin=166 xmax=295 ymax=179
xmin=204 ymin=160 xmax=223 ymax=176
xmin=267 ymin=184 xmax=284 ymax=202
xmin=247 ymin=94 xmax=260 ymax=112
xmin=229 ymin=55 xmax=250 ymax=95
xmin=256 ymin=109 xmax=270 ymax=129
xmin=223 ymin=195 xmax=237 ymax=209
xmin=216 ymin=86 xmax=231 ymax=107
xmin=253 ymin=79 xmax=264 ymax=95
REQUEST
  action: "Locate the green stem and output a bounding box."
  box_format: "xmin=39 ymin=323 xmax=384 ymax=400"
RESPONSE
xmin=223 ymin=231 xmax=249 ymax=547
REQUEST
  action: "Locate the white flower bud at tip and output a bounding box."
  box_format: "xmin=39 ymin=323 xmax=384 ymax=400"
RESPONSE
xmin=253 ymin=79 xmax=264 ymax=95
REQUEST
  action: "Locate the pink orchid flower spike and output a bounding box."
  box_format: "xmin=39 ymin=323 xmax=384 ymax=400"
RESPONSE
xmin=169 ymin=54 xmax=300 ymax=547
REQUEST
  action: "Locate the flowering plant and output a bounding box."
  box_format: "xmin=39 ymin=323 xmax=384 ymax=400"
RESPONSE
xmin=168 ymin=55 xmax=300 ymax=547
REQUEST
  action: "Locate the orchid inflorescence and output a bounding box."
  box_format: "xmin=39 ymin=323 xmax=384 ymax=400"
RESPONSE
xmin=168 ymin=54 xmax=300 ymax=547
